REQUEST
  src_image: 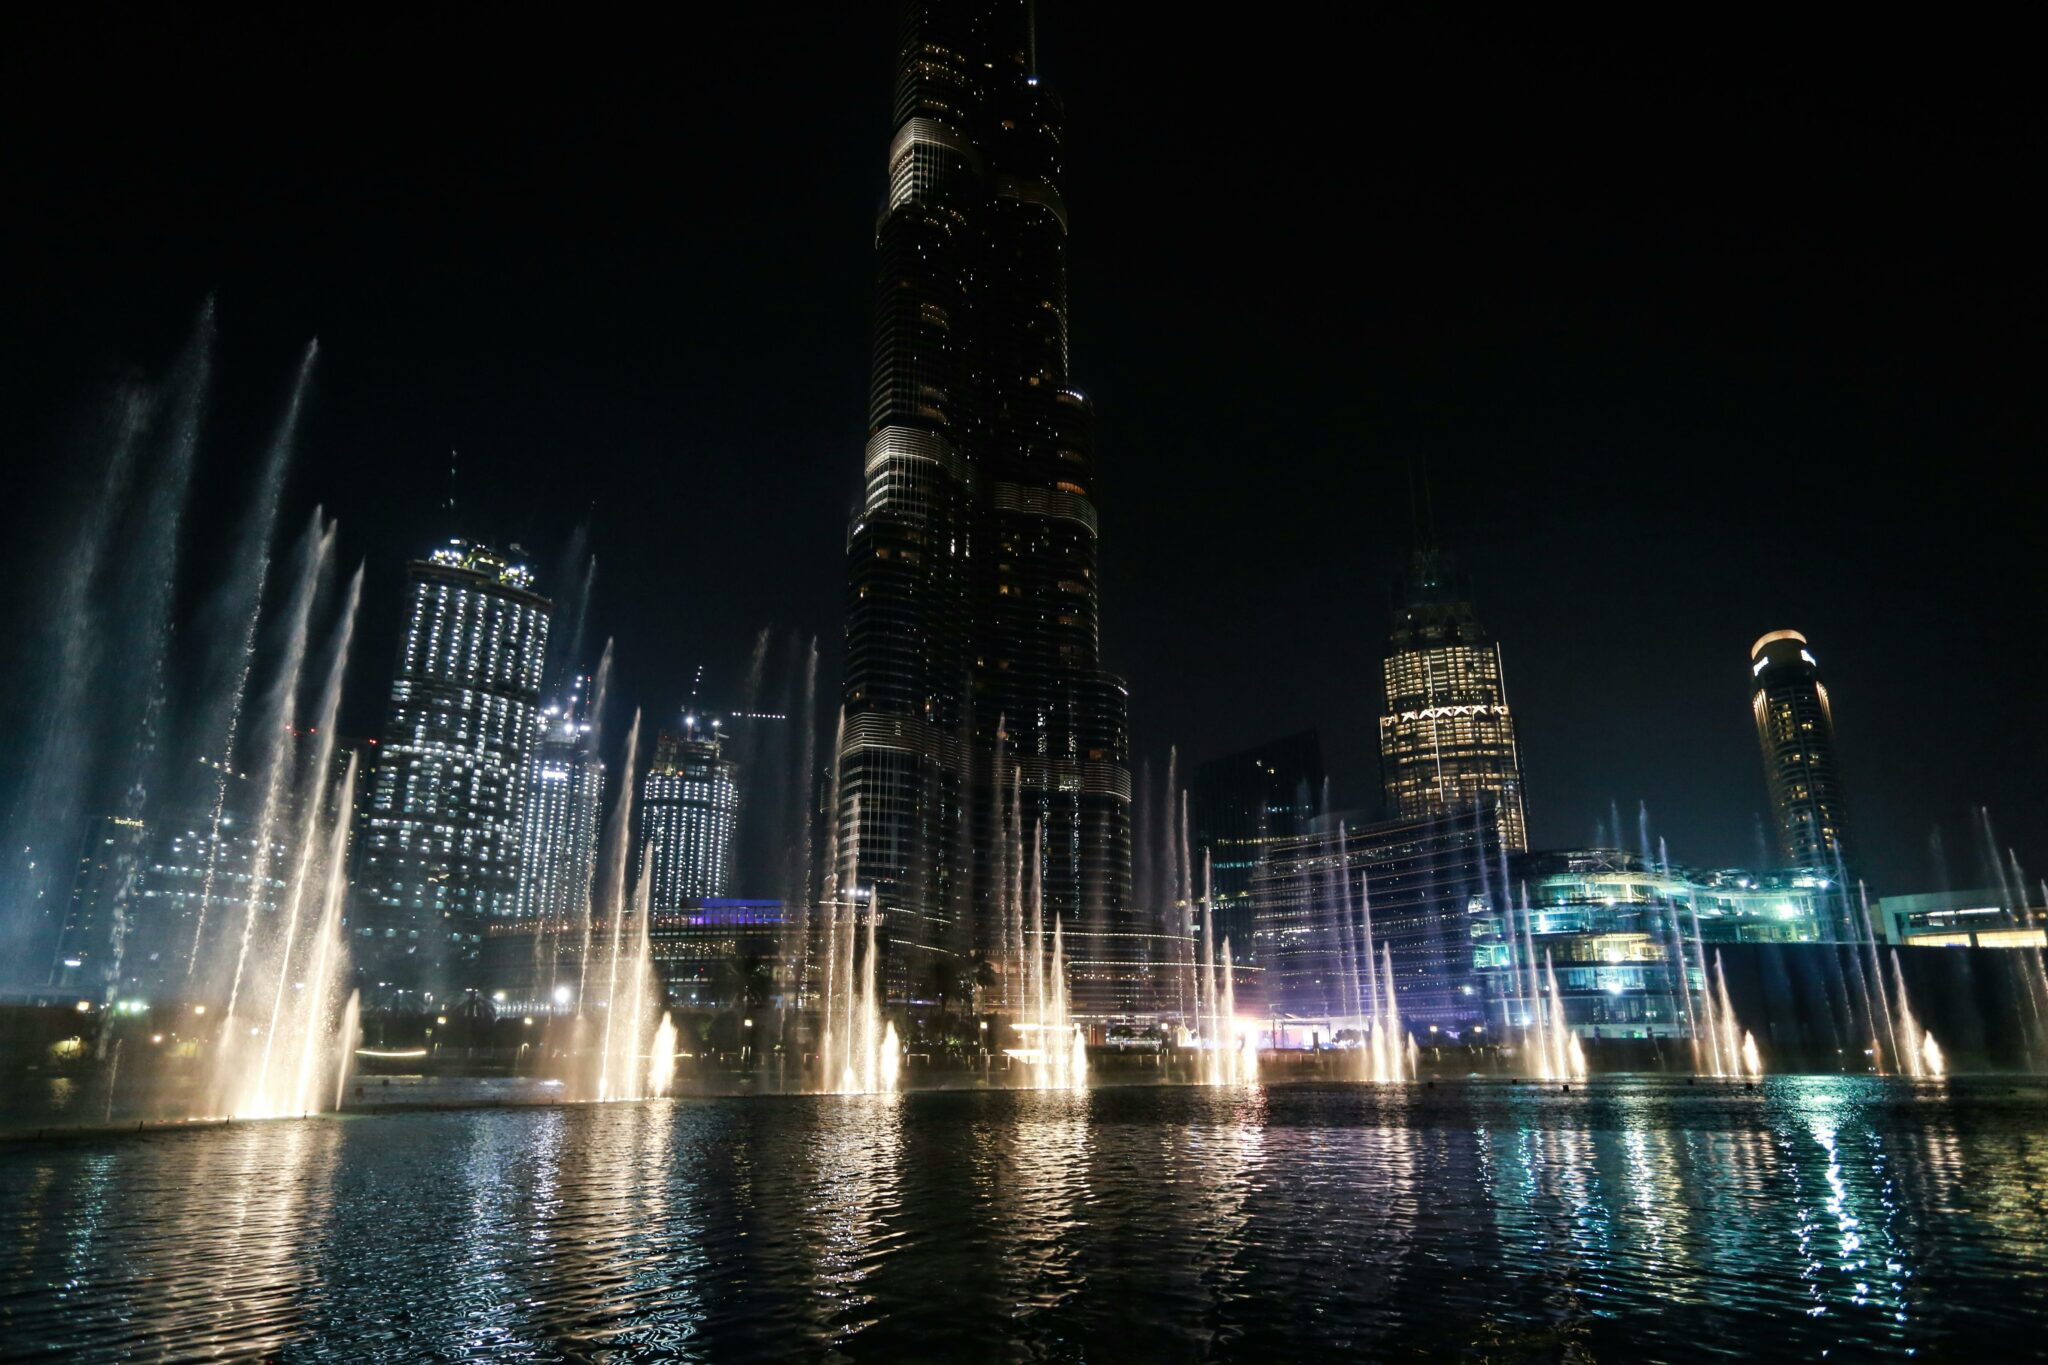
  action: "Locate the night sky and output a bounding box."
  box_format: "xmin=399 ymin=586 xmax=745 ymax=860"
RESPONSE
xmin=3 ymin=6 xmax=2042 ymax=891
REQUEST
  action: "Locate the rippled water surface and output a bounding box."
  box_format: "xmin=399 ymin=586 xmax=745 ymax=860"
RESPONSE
xmin=4 ymin=1077 xmax=2047 ymax=1361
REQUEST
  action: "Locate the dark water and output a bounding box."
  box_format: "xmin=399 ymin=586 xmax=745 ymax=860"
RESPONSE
xmin=4 ymin=1078 xmax=2046 ymax=1361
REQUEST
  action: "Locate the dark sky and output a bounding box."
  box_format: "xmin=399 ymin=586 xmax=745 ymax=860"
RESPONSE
xmin=3 ymin=5 xmax=2042 ymax=891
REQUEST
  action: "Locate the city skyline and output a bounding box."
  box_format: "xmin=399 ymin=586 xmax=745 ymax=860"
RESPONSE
xmin=3 ymin=7 xmax=2042 ymax=891
xmin=6 ymin=8 xmax=2048 ymax=1358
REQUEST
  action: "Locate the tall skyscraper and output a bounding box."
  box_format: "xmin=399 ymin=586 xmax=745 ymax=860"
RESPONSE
xmin=1379 ymin=548 xmax=1529 ymax=851
xmin=838 ymin=0 xmax=1133 ymax=1006
xmin=642 ymin=718 xmax=741 ymax=910
xmin=355 ymin=539 xmax=550 ymax=1002
xmin=514 ymin=674 xmax=604 ymax=924
xmin=1749 ymin=629 xmax=1850 ymax=872
xmin=1192 ymin=732 xmax=1326 ymax=962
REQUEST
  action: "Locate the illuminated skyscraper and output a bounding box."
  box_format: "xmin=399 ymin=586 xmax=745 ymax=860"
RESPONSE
xmin=356 ymin=539 xmax=550 ymax=1001
xmin=838 ymin=0 xmax=1133 ymax=1006
xmin=1749 ymin=629 xmax=1850 ymax=872
xmin=513 ymin=674 xmax=604 ymax=924
xmin=1379 ymin=549 xmax=1529 ymax=851
xmin=1192 ymin=732 xmax=1326 ymax=963
xmin=642 ymin=718 xmax=740 ymax=910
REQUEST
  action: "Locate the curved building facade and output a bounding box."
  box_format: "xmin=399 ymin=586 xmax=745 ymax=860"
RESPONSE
xmin=1749 ymin=629 xmax=1850 ymax=873
xmin=840 ymin=0 xmax=1134 ymax=1009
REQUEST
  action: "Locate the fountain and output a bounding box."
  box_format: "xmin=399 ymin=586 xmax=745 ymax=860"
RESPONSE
xmin=813 ymin=720 xmax=899 ymax=1095
xmin=0 ymin=321 xmax=377 ymax=1121
xmin=556 ymin=713 xmax=676 ymax=1103
xmin=996 ymin=775 xmax=1086 ymax=1090
xmin=1685 ymin=949 xmax=1763 ymax=1080
xmin=1888 ymin=951 xmax=1947 ymax=1080
xmin=1357 ymin=943 xmax=1411 ymax=1083
xmin=208 ymin=557 xmax=367 ymax=1120
xmin=1187 ymin=858 xmax=1252 ymax=1086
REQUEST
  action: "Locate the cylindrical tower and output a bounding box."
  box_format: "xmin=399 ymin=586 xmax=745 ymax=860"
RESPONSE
xmin=1749 ymin=629 xmax=1851 ymax=874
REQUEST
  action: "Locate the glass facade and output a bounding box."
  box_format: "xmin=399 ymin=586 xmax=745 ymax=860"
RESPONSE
xmin=1191 ymin=732 xmax=1325 ymax=967
xmin=641 ymin=724 xmax=740 ymax=910
xmin=513 ymin=674 xmax=603 ymax=925
xmin=1250 ymin=807 xmax=1502 ymax=1032
xmin=355 ymin=540 xmax=550 ymax=1002
xmin=1473 ymin=849 xmax=1828 ymax=1041
xmin=840 ymin=0 xmax=1133 ymax=1009
xmin=1750 ymin=629 xmax=1850 ymax=873
xmin=49 ymin=807 xmax=287 ymax=998
xmin=645 ymin=899 xmax=786 ymax=1007
xmin=1379 ymin=550 xmax=1529 ymax=852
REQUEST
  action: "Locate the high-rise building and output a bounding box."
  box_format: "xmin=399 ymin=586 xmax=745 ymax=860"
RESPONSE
xmin=355 ymin=539 xmax=550 ymax=1002
xmin=1379 ymin=548 xmax=1529 ymax=851
xmin=837 ymin=0 xmax=1133 ymax=1007
xmin=49 ymin=800 xmax=289 ymax=999
xmin=1250 ymin=806 xmax=1503 ymax=1032
xmin=514 ymin=674 xmax=604 ymax=924
xmin=1192 ymin=732 xmax=1326 ymax=964
xmin=1749 ymin=629 xmax=1850 ymax=873
xmin=642 ymin=718 xmax=741 ymax=910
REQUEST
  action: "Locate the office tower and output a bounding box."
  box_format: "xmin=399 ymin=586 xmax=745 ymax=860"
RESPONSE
xmin=1192 ymin=732 xmax=1326 ymax=962
xmin=1379 ymin=548 xmax=1529 ymax=851
xmin=838 ymin=0 xmax=1133 ymax=1005
xmin=642 ymin=717 xmax=741 ymax=910
xmin=1749 ymin=629 xmax=1850 ymax=872
xmin=356 ymin=539 xmax=550 ymax=1002
xmin=513 ymin=674 xmax=604 ymax=924
xmin=1250 ymin=806 xmax=1501 ymax=1032
xmin=49 ymin=800 xmax=288 ymax=998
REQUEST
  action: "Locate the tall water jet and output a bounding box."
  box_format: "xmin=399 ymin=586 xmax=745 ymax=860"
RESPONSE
xmin=0 ymin=386 xmax=148 ymax=977
xmin=1000 ymin=808 xmax=1086 ymax=1090
xmin=222 ymin=516 xmax=336 ymax=1015
xmin=1188 ymin=869 xmax=1252 ymax=1086
xmin=1888 ymin=951 xmax=1946 ymax=1080
xmin=815 ymin=769 xmax=896 ymax=1094
xmin=98 ymin=306 xmax=213 ymax=1002
xmin=567 ymin=710 xmax=669 ymax=1104
xmin=187 ymin=340 xmax=317 ymax=978
xmin=212 ymin=563 xmax=366 ymax=1120
xmin=1516 ymin=949 xmax=1586 ymax=1083
xmin=568 ymin=641 xmax=618 ymax=1020
xmin=1358 ymin=942 xmax=1411 ymax=1083
xmin=649 ymin=1012 xmax=678 ymax=1098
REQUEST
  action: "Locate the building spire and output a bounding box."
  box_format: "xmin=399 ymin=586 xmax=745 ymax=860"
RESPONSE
xmin=1405 ymin=453 xmax=1439 ymax=557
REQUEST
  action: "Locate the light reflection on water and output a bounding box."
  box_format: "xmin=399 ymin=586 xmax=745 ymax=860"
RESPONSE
xmin=3 ymin=1077 xmax=2046 ymax=1361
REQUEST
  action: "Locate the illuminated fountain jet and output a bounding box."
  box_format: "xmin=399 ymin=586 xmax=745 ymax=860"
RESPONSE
xmin=559 ymin=714 xmax=677 ymax=1104
xmin=997 ymin=786 xmax=1087 ymax=1091
xmin=1888 ymin=951 xmax=1946 ymax=1079
xmin=814 ymin=733 xmax=900 ymax=1096
xmin=1184 ymin=856 xmax=1254 ymax=1086
xmin=1691 ymin=949 xmax=1763 ymax=1081
xmin=210 ymin=546 xmax=367 ymax=1120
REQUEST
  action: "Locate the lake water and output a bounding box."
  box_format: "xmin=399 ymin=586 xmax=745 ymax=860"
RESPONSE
xmin=4 ymin=1077 xmax=2046 ymax=1360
